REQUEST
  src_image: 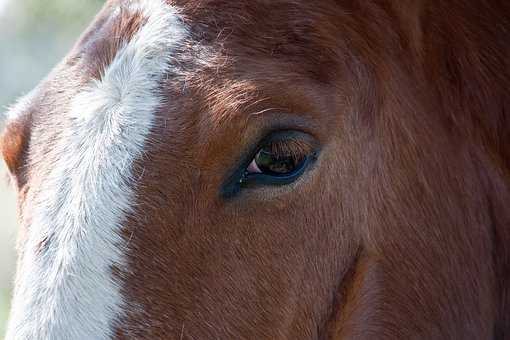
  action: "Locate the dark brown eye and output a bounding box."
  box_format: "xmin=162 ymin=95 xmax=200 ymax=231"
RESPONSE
xmin=221 ymin=131 xmax=318 ymax=197
xmin=243 ymin=134 xmax=317 ymax=186
xmin=246 ymin=147 xmax=306 ymax=176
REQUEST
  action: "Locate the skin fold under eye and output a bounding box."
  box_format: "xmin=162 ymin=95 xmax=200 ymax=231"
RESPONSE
xmin=221 ymin=130 xmax=319 ymax=198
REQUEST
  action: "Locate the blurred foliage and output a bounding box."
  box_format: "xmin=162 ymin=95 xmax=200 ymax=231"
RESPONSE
xmin=0 ymin=0 xmax=105 ymax=109
xmin=20 ymin=0 xmax=104 ymax=19
xmin=15 ymin=0 xmax=105 ymax=39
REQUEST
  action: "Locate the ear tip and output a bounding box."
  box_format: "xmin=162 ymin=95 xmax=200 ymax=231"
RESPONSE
xmin=1 ymin=91 xmax=38 ymax=188
xmin=1 ymin=117 xmax=30 ymax=188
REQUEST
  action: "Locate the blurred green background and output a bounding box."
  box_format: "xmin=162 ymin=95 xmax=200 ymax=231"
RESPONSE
xmin=0 ymin=1 xmax=104 ymax=337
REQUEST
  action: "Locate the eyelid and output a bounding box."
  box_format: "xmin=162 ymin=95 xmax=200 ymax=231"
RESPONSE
xmin=265 ymin=138 xmax=315 ymax=159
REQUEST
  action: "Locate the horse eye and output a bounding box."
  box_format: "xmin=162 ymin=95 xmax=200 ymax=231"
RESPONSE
xmin=221 ymin=131 xmax=318 ymax=197
xmin=246 ymin=147 xmax=305 ymax=176
xmin=240 ymin=133 xmax=317 ymax=187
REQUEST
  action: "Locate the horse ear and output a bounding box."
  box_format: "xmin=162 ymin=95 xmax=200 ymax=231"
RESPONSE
xmin=1 ymin=100 xmax=32 ymax=190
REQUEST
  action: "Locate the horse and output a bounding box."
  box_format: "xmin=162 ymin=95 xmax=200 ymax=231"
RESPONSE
xmin=2 ymin=0 xmax=509 ymax=339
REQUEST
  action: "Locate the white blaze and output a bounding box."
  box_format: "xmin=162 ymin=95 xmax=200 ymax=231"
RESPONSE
xmin=6 ymin=1 xmax=187 ymax=339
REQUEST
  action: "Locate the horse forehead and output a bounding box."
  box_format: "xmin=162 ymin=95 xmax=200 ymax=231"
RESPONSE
xmin=12 ymin=0 xmax=332 ymax=132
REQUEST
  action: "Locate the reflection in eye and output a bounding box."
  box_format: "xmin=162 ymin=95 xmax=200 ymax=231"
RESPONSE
xmin=241 ymin=133 xmax=317 ymax=187
xmin=246 ymin=145 xmax=306 ymax=176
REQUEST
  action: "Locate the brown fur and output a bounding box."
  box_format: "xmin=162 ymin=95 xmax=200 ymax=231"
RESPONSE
xmin=2 ymin=0 xmax=510 ymax=339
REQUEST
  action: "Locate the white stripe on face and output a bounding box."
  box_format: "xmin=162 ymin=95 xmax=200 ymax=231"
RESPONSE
xmin=6 ymin=1 xmax=187 ymax=339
